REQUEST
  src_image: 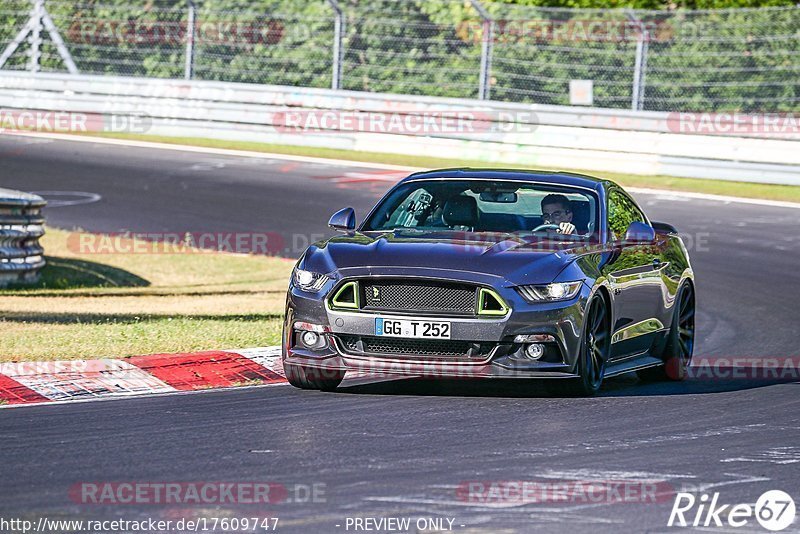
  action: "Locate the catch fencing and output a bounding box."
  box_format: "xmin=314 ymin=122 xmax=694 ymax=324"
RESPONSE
xmin=0 ymin=0 xmax=798 ymax=112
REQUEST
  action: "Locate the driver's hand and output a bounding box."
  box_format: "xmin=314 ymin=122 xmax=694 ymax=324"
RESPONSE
xmin=557 ymin=222 xmax=576 ymax=234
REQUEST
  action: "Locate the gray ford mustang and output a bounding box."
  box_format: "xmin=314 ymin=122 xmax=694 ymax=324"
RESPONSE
xmin=282 ymin=169 xmax=695 ymax=395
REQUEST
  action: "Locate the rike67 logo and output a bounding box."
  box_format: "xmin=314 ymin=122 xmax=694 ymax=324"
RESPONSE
xmin=669 ymin=490 xmax=796 ymax=531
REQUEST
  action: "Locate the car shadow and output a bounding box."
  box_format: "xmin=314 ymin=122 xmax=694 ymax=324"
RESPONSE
xmin=335 ymin=369 xmax=798 ymax=398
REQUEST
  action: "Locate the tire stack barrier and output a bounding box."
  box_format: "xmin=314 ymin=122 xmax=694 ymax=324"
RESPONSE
xmin=0 ymin=188 xmax=46 ymax=287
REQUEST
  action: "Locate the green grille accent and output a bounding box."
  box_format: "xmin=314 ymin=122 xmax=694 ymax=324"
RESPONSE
xmin=330 ymin=281 xmax=359 ymax=309
xmin=477 ymin=287 xmax=509 ymax=316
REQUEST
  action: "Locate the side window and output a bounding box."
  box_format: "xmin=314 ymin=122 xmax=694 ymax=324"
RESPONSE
xmin=608 ymin=190 xmax=646 ymax=241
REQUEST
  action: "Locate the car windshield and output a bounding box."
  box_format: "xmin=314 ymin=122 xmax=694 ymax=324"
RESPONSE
xmin=362 ymin=179 xmax=599 ymax=239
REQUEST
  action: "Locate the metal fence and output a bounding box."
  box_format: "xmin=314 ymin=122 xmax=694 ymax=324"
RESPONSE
xmin=0 ymin=0 xmax=798 ymax=112
xmin=0 ymin=188 xmax=45 ymax=287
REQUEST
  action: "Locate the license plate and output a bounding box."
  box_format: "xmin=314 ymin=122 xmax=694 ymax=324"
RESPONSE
xmin=375 ymin=318 xmax=451 ymax=339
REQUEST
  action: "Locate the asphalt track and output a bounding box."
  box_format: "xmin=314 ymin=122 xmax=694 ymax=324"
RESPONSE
xmin=1 ymin=135 xmax=799 ymax=533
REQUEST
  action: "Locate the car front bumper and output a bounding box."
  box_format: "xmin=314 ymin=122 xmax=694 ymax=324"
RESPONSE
xmin=282 ymin=276 xmax=591 ymax=380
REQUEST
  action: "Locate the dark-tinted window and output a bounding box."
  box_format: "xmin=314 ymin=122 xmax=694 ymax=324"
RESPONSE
xmin=608 ymin=190 xmax=646 ymax=241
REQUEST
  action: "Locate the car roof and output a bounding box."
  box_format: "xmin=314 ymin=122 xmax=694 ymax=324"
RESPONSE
xmin=400 ymin=168 xmax=613 ymax=192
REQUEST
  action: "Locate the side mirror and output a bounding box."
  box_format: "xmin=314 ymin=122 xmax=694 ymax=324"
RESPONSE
xmin=651 ymin=221 xmax=678 ymax=235
xmin=624 ymin=221 xmax=656 ymax=243
xmin=328 ymin=207 xmax=356 ymax=231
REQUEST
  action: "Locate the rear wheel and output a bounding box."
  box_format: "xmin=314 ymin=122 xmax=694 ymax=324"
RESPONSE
xmin=638 ymin=283 xmax=695 ymax=382
xmin=564 ymin=296 xmax=610 ymax=396
xmin=284 ymin=362 xmax=344 ymax=391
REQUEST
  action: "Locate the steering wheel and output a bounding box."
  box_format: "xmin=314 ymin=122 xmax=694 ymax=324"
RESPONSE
xmin=532 ymin=223 xmax=561 ymax=232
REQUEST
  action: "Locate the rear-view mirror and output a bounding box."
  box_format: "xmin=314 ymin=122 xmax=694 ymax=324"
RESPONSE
xmin=479 ymin=191 xmax=517 ymax=203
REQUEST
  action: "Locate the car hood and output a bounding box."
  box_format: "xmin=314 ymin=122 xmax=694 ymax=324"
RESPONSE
xmin=302 ymin=230 xmax=592 ymax=286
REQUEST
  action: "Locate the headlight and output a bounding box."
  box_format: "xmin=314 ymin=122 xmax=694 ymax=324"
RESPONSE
xmin=293 ymin=268 xmax=330 ymax=292
xmin=517 ymin=281 xmax=582 ymax=303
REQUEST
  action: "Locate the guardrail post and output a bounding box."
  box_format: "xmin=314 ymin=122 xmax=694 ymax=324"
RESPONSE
xmin=327 ymin=0 xmax=344 ymax=90
xmin=0 ymin=0 xmax=78 ymax=73
xmin=628 ymin=10 xmax=649 ymax=111
xmin=469 ymin=0 xmax=493 ymax=100
xmin=184 ymin=0 xmax=196 ymax=80
xmin=28 ymin=0 xmax=44 ymax=73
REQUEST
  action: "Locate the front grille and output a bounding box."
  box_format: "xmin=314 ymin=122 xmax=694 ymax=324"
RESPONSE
xmin=361 ymin=280 xmax=477 ymax=315
xmin=337 ymin=335 xmax=494 ymax=360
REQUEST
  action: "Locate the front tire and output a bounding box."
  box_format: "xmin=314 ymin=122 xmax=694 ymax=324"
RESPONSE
xmin=638 ymin=283 xmax=695 ymax=382
xmin=564 ymin=295 xmax=610 ymax=396
xmin=284 ymin=362 xmax=344 ymax=391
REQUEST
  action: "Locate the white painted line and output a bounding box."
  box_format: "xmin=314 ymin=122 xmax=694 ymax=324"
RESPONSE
xmin=720 ymin=447 xmax=800 ymax=465
xmin=627 ymin=186 xmax=800 ymax=210
xmin=28 ymin=191 xmax=102 ymax=207
xmin=9 ymin=131 xmax=800 ymax=209
xmin=533 ymin=468 xmax=694 ymax=481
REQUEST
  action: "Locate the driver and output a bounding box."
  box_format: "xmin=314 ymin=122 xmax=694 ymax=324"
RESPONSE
xmin=541 ymin=194 xmax=576 ymax=234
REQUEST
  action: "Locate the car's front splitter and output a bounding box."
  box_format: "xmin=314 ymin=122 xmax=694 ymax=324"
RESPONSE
xmin=283 ymin=348 xmax=579 ymax=380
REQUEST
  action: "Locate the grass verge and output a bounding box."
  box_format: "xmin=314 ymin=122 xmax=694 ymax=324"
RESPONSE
xmin=0 ymin=228 xmax=292 ymax=362
xmin=84 ymin=132 xmax=800 ymax=204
